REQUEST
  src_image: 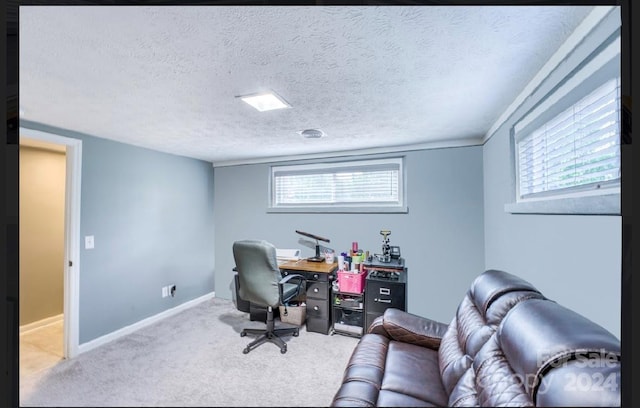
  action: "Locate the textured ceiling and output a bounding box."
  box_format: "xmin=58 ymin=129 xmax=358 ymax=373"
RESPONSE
xmin=19 ymin=5 xmax=594 ymax=165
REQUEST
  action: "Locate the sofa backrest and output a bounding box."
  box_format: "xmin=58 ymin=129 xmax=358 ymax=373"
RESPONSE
xmin=494 ymin=298 xmax=621 ymax=407
xmin=439 ymin=270 xmax=621 ymax=407
xmin=438 ymin=269 xmax=546 ymax=406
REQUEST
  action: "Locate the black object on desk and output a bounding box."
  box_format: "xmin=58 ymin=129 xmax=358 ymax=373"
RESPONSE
xmin=295 ymin=230 xmax=330 ymax=262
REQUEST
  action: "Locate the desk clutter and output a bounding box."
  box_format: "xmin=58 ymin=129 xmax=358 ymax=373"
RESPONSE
xmin=235 ymin=230 xmax=407 ymax=339
xmin=330 ymin=231 xmax=408 ymax=338
xmin=332 ymin=231 xmax=406 ymax=294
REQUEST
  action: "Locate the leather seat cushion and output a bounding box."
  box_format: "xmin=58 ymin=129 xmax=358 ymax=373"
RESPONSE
xmin=381 ymin=341 xmax=449 ymax=406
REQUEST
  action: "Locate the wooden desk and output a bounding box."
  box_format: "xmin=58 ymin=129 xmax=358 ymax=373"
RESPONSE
xmin=279 ymin=260 xmax=338 ymax=334
xmin=279 ymin=259 xmax=338 ymax=274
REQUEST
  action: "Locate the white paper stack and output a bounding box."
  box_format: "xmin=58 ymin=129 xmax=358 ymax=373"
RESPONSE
xmin=276 ymin=248 xmax=301 ymax=264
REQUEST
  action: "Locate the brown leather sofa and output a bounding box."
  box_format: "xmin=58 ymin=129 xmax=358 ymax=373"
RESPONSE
xmin=330 ymin=269 xmax=621 ymax=407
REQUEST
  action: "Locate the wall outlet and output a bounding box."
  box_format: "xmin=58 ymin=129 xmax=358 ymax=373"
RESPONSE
xmin=170 ymin=285 xmax=176 ymax=297
xmin=162 ymin=287 xmax=168 ymax=298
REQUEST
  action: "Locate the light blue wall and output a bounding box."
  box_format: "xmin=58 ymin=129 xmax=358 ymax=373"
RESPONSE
xmin=20 ymin=121 xmax=216 ymax=344
xmin=213 ymin=148 xmax=485 ymax=325
xmin=482 ymin=9 xmax=622 ymax=338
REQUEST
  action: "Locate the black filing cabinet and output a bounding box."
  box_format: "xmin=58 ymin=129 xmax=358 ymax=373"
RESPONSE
xmin=364 ymin=270 xmax=407 ymax=332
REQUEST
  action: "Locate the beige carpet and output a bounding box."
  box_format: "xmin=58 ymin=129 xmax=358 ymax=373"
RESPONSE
xmin=19 ymin=297 xmax=360 ymax=407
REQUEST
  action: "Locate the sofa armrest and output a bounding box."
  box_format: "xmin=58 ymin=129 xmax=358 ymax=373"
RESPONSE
xmin=366 ymin=315 xmax=387 ymax=336
xmin=375 ymin=308 xmax=448 ymax=350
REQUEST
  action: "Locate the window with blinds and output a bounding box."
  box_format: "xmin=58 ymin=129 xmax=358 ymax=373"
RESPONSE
xmin=269 ymin=157 xmax=406 ymax=213
xmin=509 ymin=24 xmax=621 ymax=216
xmin=516 ymin=77 xmax=621 ymax=200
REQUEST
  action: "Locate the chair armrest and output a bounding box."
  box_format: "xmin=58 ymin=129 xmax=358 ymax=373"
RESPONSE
xmin=278 ymin=273 xmax=306 ymax=304
xmin=279 ymin=273 xmax=306 ymax=285
xmin=377 ymin=308 xmax=449 ymax=350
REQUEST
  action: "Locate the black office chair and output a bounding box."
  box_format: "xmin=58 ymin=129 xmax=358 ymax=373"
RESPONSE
xmin=232 ymin=239 xmax=306 ymax=354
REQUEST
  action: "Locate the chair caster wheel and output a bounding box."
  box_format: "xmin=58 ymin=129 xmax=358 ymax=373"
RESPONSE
xmin=240 ymin=332 xmax=246 ymax=337
xmin=243 ymin=347 xmax=250 ymax=354
xmin=280 ymin=347 xmax=287 ymax=354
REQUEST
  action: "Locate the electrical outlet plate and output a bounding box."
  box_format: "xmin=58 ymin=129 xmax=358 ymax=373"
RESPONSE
xmin=162 ymin=287 xmax=168 ymax=297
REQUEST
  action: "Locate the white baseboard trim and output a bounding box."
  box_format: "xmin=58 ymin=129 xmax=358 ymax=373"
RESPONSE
xmin=20 ymin=313 xmax=64 ymax=334
xmin=78 ymin=291 xmax=216 ymax=355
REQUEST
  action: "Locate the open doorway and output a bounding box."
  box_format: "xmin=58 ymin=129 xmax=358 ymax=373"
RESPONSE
xmin=19 ymin=137 xmax=67 ymax=375
xmin=18 ymin=127 xmax=82 ymax=367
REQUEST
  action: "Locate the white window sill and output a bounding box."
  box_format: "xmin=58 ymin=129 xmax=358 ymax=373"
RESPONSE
xmin=504 ymin=194 xmax=620 ymax=215
xmin=267 ymin=206 xmax=409 ymax=214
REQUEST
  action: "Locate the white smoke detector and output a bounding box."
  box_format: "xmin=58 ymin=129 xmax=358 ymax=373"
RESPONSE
xmin=299 ymin=129 xmax=325 ymax=139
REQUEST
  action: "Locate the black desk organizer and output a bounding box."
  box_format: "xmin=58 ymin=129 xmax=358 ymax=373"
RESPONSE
xmin=332 ymin=290 xmax=365 ymax=337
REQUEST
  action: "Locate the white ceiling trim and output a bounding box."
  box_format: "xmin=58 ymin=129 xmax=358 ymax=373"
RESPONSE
xmin=212 ymin=137 xmax=483 ymax=167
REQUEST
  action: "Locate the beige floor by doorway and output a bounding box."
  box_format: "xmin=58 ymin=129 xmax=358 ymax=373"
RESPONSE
xmin=20 ymin=320 xmax=64 ymax=378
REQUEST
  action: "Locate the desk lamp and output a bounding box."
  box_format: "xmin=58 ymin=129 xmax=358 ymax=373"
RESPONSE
xmin=295 ymin=230 xmax=330 ymax=262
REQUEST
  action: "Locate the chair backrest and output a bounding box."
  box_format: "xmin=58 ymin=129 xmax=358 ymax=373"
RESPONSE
xmin=232 ymin=240 xmax=282 ymax=308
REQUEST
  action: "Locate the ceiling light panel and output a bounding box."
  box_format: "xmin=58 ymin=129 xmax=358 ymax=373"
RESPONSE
xmin=239 ymin=91 xmax=291 ymax=112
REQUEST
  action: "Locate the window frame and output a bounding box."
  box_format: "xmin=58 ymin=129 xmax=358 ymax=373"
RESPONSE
xmin=267 ymin=156 xmax=407 ymax=213
xmin=505 ymin=29 xmax=621 ymax=216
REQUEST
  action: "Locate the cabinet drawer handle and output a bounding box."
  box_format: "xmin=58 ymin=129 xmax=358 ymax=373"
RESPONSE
xmin=379 ymin=288 xmax=390 ymax=295
xmin=313 ymin=305 xmax=320 ymax=311
xmin=375 ymin=298 xmax=392 ymax=303
xmin=313 ymin=287 xmax=319 ymax=293
xmin=313 ymin=274 xmax=319 ymax=280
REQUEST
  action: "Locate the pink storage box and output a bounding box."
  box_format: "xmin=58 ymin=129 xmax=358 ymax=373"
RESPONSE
xmin=338 ymin=270 xmax=367 ymax=294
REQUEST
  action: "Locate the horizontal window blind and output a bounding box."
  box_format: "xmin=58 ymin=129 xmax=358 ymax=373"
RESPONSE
xmin=271 ymin=158 xmax=403 ymax=209
xmin=517 ymin=77 xmax=620 ymax=199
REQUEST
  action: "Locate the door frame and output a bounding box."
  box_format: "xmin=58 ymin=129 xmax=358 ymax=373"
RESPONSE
xmin=19 ymin=127 xmax=82 ymax=359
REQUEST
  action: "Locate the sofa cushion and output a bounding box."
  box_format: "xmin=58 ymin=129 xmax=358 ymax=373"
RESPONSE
xmin=473 ymin=333 xmax=533 ymax=406
xmin=332 ymin=334 xmax=449 ymax=407
xmin=438 ymin=319 xmax=473 ymax=396
xmin=454 ymin=294 xmax=488 ymax=357
xmin=376 ymin=390 xmax=441 ymax=407
xmin=447 ymin=367 xmax=479 ymax=406
xmin=381 ymin=341 xmax=448 ymax=406
xmin=381 ymin=308 xmax=448 ymax=349
xmin=333 ymin=334 xmax=389 ymax=407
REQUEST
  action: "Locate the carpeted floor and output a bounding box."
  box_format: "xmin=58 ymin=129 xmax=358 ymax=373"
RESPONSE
xmin=20 ymin=297 xmax=360 ymax=407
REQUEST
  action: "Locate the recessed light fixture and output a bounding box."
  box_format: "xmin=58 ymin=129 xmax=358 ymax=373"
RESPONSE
xmin=299 ymin=129 xmax=325 ymax=139
xmin=238 ymin=91 xmax=291 ymax=112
